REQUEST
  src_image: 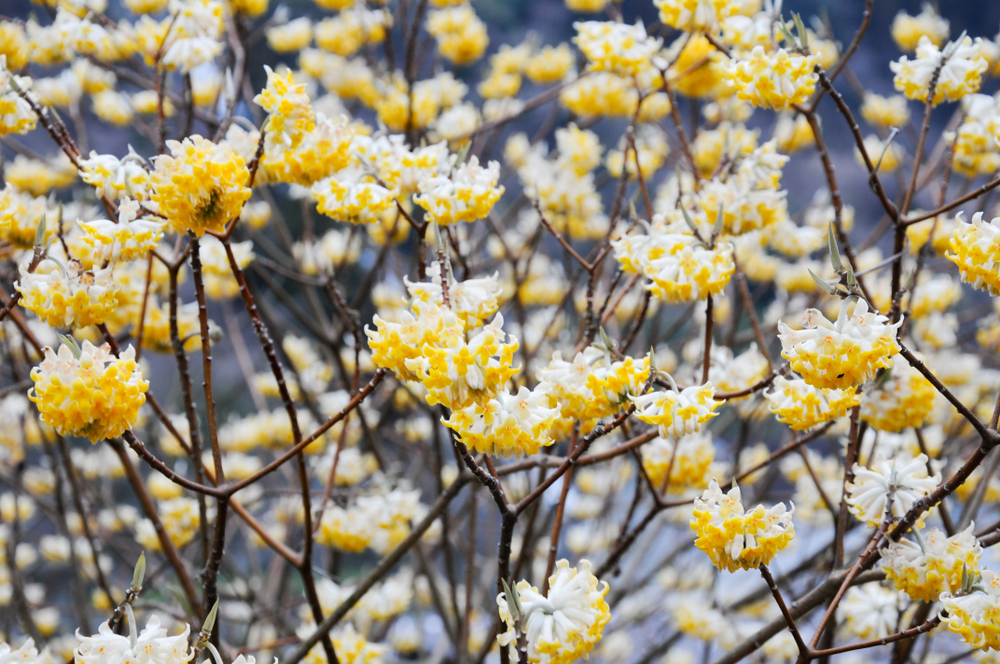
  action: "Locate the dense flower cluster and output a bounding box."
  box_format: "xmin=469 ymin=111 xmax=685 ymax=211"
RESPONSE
xmin=778 ymin=300 xmax=903 ymax=390
xmin=948 ymin=212 xmax=1000 ymax=295
xmin=765 ymin=376 xmax=861 ymax=430
xmin=497 ymin=559 xmax=611 ymax=664
xmin=690 ymin=478 xmax=795 ymax=572
xmin=633 ymin=384 xmax=721 ymax=438
xmin=845 ymin=453 xmax=941 ymax=526
xmin=29 ymin=341 xmax=148 ymax=443
xmin=882 ymin=524 xmax=982 ymax=602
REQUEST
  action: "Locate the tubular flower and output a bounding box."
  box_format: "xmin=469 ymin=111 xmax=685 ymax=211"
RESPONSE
xmin=0 ymin=58 xmax=36 ymax=137
xmin=253 ymin=65 xmax=315 ymax=151
xmin=497 ymin=559 xmax=610 ymax=664
xmin=845 ymin=453 xmax=941 ymax=526
xmin=573 ymin=21 xmax=661 ymax=77
xmin=312 ymin=169 xmax=395 ymax=225
xmin=406 ymin=262 xmax=502 ymax=328
xmin=765 ymin=376 xmax=861 ymax=431
xmin=612 ymin=231 xmax=734 ymax=304
xmin=837 ymin=583 xmax=902 ymax=640
xmin=725 ymin=46 xmax=819 ymax=110
xmin=948 ymin=212 xmax=1000 ymax=295
xmin=538 ymin=346 xmax=650 ymax=422
xmin=444 ymin=383 xmax=559 ymax=457
xmin=414 ymin=156 xmax=504 ymax=225
xmin=891 ymin=36 xmax=988 ymax=105
xmin=940 ymin=570 xmax=1000 ymax=651
xmin=654 ymin=0 xmax=741 ymax=32
xmin=75 ymin=614 xmax=193 ymax=664
xmin=778 ymin=299 xmax=903 ymax=390
xmin=367 ymin=295 xmax=519 ymax=410
xmin=28 ymin=341 xmax=148 ymax=443
xmin=690 ymin=478 xmax=795 ymax=573
xmin=640 ymin=432 xmax=715 ymax=492
xmin=78 ymin=147 xmax=151 ymax=201
xmin=16 ymin=259 xmax=119 ymax=329
xmin=882 ymin=523 xmax=982 ymax=602
xmin=633 ymin=384 xmax=721 ymax=439
xmin=860 ymin=362 xmax=936 ymax=432
xmin=150 ymin=135 xmax=251 ymax=236
xmin=78 ymin=198 xmax=163 ymax=262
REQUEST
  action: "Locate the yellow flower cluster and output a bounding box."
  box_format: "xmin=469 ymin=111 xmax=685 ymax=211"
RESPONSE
xmin=691 ymin=478 xmax=795 ymax=572
xmin=641 ymin=432 xmax=715 ymax=492
xmin=16 ymin=259 xmax=119 ymax=330
xmin=0 ymin=58 xmax=36 ymax=137
xmin=317 ymin=487 xmax=426 ymax=555
xmin=612 ymin=229 xmax=735 ymax=304
xmin=426 ymin=4 xmax=489 ymax=66
xmin=891 ymin=3 xmax=950 ymax=52
xmin=28 ymin=341 xmax=148 ymax=442
xmin=366 ymin=275 xmax=518 ymax=411
xmin=861 ymin=93 xmax=912 ymax=127
xmin=883 ymin=524 xmax=981 ymax=602
xmin=150 ymin=135 xmax=252 ymax=236
xmin=765 ymin=376 xmax=861 ymax=431
xmin=654 ymin=0 xmax=741 ymax=33
xmin=136 ymin=497 xmax=201 ymax=550
xmin=778 ymin=300 xmax=902 ymax=390
xmin=78 ymin=198 xmax=163 ymax=262
xmin=573 ymin=21 xmax=662 ymax=77
xmin=633 ymin=384 xmax=721 ymax=439
xmin=948 ymin=212 xmax=1000 ymax=295
xmin=725 ymin=46 xmax=819 ymax=111
xmin=941 ymin=570 xmax=1000 ymax=651
xmin=414 ymin=156 xmax=504 ymax=225
xmin=312 ymin=169 xmax=395 ymax=225
xmin=538 ymin=346 xmax=650 ymax=423
xmin=444 ymin=384 xmax=559 ymax=457
xmin=860 ymin=361 xmax=936 ymax=432
xmin=891 ymin=36 xmax=988 ymax=105
xmin=497 ymin=559 xmax=610 ymax=664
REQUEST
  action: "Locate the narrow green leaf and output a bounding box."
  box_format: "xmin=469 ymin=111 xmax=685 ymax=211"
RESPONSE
xmin=58 ymin=334 xmax=82 ymax=359
xmin=828 ymin=224 xmax=843 ymax=272
xmin=808 ymin=269 xmax=838 ymax=295
xmin=680 ymin=206 xmax=700 ymax=236
xmin=793 ymin=12 xmax=809 ymax=50
xmin=713 ymin=204 xmax=725 ymax=236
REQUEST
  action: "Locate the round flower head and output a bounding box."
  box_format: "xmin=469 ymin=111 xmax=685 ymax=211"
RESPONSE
xmin=444 ymin=383 xmax=559 ymax=457
xmin=725 ymin=46 xmax=819 ymax=111
xmin=573 ymin=20 xmax=662 ymax=77
xmin=860 ymin=93 xmax=912 ymax=128
xmin=78 ymin=197 xmax=163 ymax=262
xmin=150 ymin=134 xmax=252 ymax=236
xmin=654 ymin=0 xmax=741 ymax=33
xmin=882 ymin=523 xmax=981 ymax=602
xmin=641 ymin=432 xmax=715 ymax=492
xmin=426 ymin=4 xmax=489 ymax=65
xmin=538 ymin=346 xmax=650 ymax=423
xmin=613 ymin=231 xmax=734 ymax=304
xmin=406 ymin=262 xmax=502 ymax=328
xmin=891 ymin=3 xmax=950 ymax=52
xmin=0 ymin=58 xmax=36 ymax=137
xmin=948 ymin=212 xmax=1000 ymax=295
xmin=633 ymin=383 xmax=721 ymax=439
xmin=75 ymin=613 xmax=193 ymax=664
xmin=940 ymin=569 xmax=1000 ymax=651
xmin=16 ymin=259 xmax=119 ymax=330
xmin=311 ymin=168 xmax=395 ymax=225
xmin=690 ymin=478 xmax=795 ymax=572
xmin=765 ymin=376 xmax=861 ymax=431
xmin=414 ymin=156 xmax=504 ymax=225
xmin=497 ymin=559 xmax=610 ymax=664
xmin=778 ymin=299 xmax=903 ymax=390
xmin=29 ymin=340 xmax=148 ymax=443
xmin=891 ymin=36 xmax=988 ymax=105
xmin=860 ymin=361 xmax=936 ymax=432
xmin=845 ymin=452 xmax=940 ymax=526
xmin=836 ymin=583 xmax=902 ymax=640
